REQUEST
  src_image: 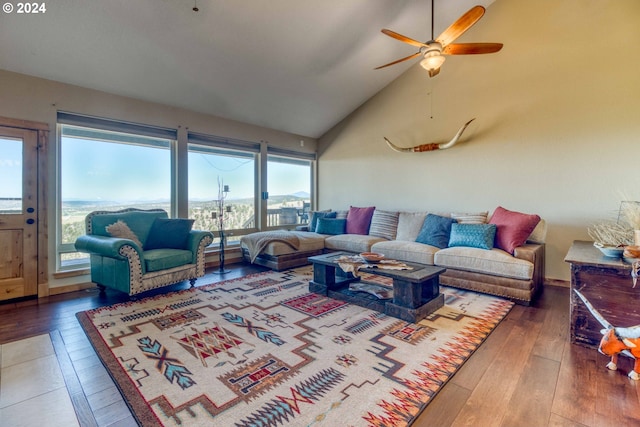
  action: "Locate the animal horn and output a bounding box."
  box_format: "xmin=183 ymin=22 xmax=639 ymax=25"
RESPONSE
xmin=384 ymin=118 xmax=475 ymax=153
xmin=573 ymin=289 xmax=613 ymax=330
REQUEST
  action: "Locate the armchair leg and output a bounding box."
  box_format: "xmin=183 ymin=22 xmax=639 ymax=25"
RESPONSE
xmin=97 ymin=284 xmax=106 ymax=293
xmin=190 ymin=278 xmax=197 ymax=287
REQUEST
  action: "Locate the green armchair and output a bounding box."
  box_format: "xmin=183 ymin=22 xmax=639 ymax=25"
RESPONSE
xmin=75 ymin=208 xmax=214 ymax=297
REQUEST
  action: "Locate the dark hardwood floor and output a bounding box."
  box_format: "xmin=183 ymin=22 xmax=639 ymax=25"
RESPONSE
xmin=1 ymin=265 xmax=639 ymax=426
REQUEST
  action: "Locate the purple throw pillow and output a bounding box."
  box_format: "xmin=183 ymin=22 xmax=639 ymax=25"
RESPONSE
xmin=345 ymin=206 xmax=375 ymax=235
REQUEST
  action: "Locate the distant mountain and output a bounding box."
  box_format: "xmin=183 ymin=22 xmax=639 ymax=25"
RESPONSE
xmin=291 ymin=191 xmax=310 ymax=198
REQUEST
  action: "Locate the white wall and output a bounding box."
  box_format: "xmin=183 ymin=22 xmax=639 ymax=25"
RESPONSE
xmin=0 ymin=69 xmax=318 ymax=290
xmin=318 ymin=0 xmax=640 ymax=282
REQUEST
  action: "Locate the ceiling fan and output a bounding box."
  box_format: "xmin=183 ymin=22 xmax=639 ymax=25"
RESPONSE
xmin=375 ymin=2 xmax=503 ymax=77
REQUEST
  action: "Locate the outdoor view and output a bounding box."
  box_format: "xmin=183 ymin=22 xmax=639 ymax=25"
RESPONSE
xmin=57 ymin=127 xmax=311 ymax=267
xmin=0 ymin=137 xmax=22 ymax=214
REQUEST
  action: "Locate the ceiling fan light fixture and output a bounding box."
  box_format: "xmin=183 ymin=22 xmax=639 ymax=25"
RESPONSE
xmin=420 ymin=53 xmax=445 ymax=73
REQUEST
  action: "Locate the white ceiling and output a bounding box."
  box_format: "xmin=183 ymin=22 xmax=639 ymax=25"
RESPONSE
xmin=0 ymin=0 xmax=495 ymax=138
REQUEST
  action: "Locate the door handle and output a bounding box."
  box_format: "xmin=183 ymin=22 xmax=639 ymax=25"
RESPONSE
xmin=26 ymin=218 xmax=35 ymax=224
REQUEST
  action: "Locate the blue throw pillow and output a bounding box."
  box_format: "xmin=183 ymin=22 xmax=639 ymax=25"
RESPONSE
xmin=315 ymin=218 xmax=346 ymax=235
xmin=309 ymin=211 xmax=336 ymax=231
xmin=144 ymin=218 xmax=195 ymax=250
xmin=448 ymin=223 xmax=497 ymax=250
xmin=415 ymin=214 xmax=456 ymax=249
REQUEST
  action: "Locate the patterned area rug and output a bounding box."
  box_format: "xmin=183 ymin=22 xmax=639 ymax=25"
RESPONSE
xmin=77 ymin=267 xmax=513 ymax=427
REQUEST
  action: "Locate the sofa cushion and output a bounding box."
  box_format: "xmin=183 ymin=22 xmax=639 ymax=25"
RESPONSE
xmin=415 ymin=214 xmax=456 ymax=249
xmin=435 ymin=247 xmax=534 ymax=280
xmin=345 ymin=206 xmax=375 ymax=235
xmin=369 ymin=210 xmax=400 ymax=240
xmin=144 ymin=218 xmax=195 ymax=250
xmin=315 ymin=218 xmax=346 ymax=235
xmin=489 ymin=206 xmax=541 ymax=254
xmin=371 ymin=240 xmax=438 ymax=265
xmin=451 ymin=211 xmax=489 ymax=224
xmin=396 ymin=212 xmax=427 ymax=241
xmin=324 ymin=234 xmax=385 ymax=253
xmin=309 ymin=211 xmax=335 ymax=231
xmin=449 ymin=223 xmax=497 ymax=250
xmin=143 ymin=249 xmax=193 ymax=272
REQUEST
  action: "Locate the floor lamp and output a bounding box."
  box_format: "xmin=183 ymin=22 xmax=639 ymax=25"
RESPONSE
xmin=213 ymin=178 xmax=231 ymax=274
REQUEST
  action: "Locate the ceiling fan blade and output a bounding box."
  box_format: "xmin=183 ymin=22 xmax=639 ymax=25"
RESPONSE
xmin=374 ymin=51 xmax=421 ymax=70
xmin=443 ymin=43 xmax=503 ymax=55
xmin=436 ymin=5 xmax=485 ymax=47
xmin=381 ymin=29 xmax=428 ymax=48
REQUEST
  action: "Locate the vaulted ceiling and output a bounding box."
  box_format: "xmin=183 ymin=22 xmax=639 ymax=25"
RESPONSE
xmin=0 ymin=0 xmax=495 ymax=138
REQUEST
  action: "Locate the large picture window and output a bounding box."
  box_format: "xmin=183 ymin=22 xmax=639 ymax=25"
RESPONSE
xmin=56 ymin=113 xmax=315 ymax=273
xmin=266 ymin=154 xmax=312 ymax=228
xmin=57 ymin=113 xmax=176 ymax=270
xmin=188 ymin=141 xmax=258 ymax=244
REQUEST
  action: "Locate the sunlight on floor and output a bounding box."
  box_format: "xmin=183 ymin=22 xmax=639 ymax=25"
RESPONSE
xmin=0 ymin=334 xmax=79 ymax=427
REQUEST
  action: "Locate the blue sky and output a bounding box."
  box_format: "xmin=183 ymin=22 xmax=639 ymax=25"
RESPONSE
xmin=0 ymin=138 xmax=22 ymax=198
xmin=60 ymin=137 xmax=309 ymax=201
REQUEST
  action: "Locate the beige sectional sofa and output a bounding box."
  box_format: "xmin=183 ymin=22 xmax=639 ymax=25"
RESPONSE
xmin=240 ymin=207 xmax=546 ymax=305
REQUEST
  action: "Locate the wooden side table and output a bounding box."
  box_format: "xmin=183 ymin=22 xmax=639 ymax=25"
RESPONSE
xmin=564 ymin=240 xmax=640 ymax=348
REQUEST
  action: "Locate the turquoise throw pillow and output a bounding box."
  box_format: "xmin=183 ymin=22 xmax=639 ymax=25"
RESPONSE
xmin=144 ymin=218 xmax=194 ymax=250
xmin=415 ymin=214 xmax=456 ymax=249
xmin=309 ymin=211 xmax=336 ymax=231
xmin=448 ymin=223 xmax=497 ymax=250
xmin=315 ymin=218 xmax=346 ymax=235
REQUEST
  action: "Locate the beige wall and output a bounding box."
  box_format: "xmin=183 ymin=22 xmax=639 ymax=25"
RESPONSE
xmin=318 ymin=0 xmax=640 ymax=282
xmin=0 ymin=69 xmax=318 ymax=290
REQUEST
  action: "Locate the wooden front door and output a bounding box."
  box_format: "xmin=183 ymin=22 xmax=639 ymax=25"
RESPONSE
xmin=0 ymin=126 xmax=39 ymax=300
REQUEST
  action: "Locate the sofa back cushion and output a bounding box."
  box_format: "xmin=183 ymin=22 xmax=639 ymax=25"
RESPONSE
xmin=88 ymin=209 xmax=168 ymax=244
xmin=345 ymin=206 xmax=375 ymax=235
xmin=369 ymin=210 xmax=400 ymax=240
xmin=415 ymin=214 xmax=456 ymax=249
xmin=396 ymin=212 xmax=427 ymax=241
xmin=451 ymin=211 xmax=489 ymax=224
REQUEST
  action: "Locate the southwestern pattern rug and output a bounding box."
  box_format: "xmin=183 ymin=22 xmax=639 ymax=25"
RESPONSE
xmin=77 ymin=267 xmax=513 ymax=427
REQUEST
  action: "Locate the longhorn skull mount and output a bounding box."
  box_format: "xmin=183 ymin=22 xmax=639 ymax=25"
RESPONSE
xmin=384 ymin=118 xmax=475 ymax=153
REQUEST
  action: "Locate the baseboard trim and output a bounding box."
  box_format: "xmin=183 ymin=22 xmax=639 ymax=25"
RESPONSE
xmin=544 ymin=278 xmax=569 ymax=288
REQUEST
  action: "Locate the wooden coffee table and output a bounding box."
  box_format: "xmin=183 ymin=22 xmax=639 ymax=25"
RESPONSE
xmin=308 ymin=252 xmax=445 ymax=323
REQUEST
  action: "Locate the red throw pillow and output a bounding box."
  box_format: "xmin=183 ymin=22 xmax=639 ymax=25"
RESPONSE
xmin=489 ymin=206 xmax=541 ymax=254
xmin=345 ymin=206 xmax=375 ymax=235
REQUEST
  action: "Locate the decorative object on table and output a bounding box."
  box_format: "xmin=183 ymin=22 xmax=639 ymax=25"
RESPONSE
xmin=359 ymin=251 xmax=385 ymax=263
xmin=619 ymin=201 xmax=640 ymax=245
xmin=337 ymin=254 xmax=411 ymax=277
xmin=212 ymin=177 xmax=232 ymax=274
xmin=592 ymin=242 xmax=625 ymax=258
xmin=574 ymin=290 xmax=640 ymax=380
xmin=348 ymin=281 xmax=393 ymax=300
xmin=374 ymin=2 xmax=502 ymax=77
xmin=384 ymin=118 xmax=475 ymax=153
xmin=77 ymin=266 xmax=513 ymax=427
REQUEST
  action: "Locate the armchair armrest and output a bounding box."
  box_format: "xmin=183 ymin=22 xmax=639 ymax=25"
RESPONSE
xmin=75 ymin=234 xmax=143 ymax=260
xmin=186 ymin=230 xmax=215 ymax=263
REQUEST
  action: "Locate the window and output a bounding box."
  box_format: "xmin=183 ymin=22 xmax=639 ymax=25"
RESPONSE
xmin=266 ymin=154 xmax=312 ymax=228
xmin=0 ymin=137 xmax=22 ymax=214
xmin=188 ymin=140 xmax=258 ymax=244
xmin=57 ymin=113 xmax=176 ymax=270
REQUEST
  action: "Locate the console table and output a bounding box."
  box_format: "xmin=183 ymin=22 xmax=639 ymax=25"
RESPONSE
xmin=564 ymin=240 xmax=640 ymax=348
